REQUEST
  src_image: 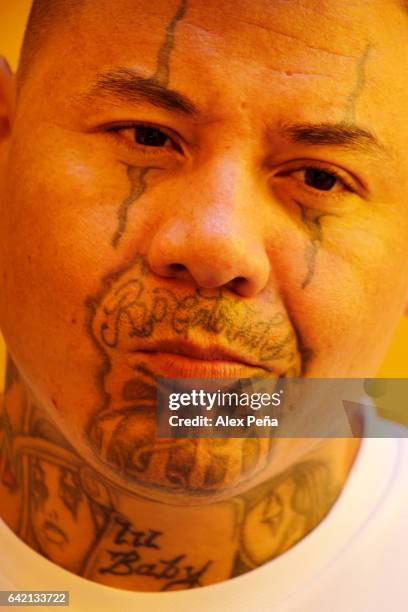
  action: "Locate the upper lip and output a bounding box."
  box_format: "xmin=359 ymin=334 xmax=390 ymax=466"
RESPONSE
xmin=135 ymin=339 xmax=271 ymax=372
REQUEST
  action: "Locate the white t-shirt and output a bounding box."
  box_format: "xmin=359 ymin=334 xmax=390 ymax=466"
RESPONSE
xmin=1 ymin=419 xmax=407 ymax=611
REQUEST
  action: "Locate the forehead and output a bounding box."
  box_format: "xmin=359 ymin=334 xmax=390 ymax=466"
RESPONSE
xmin=21 ymin=0 xmax=407 ymax=149
xmin=49 ymin=0 xmax=403 ymax=63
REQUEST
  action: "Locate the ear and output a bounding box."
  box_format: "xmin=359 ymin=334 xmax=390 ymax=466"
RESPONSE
xmin=0 ymin=57 xmax=16 ymax=141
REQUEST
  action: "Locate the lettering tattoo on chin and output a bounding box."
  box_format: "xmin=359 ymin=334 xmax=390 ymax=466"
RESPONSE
xmin=85 ymin=254 xmax=302 ymax=492
xmin=112 ymin=0 xmax=188 ymax=248
xmin=96 ymin=261 xmax=297 ymax=364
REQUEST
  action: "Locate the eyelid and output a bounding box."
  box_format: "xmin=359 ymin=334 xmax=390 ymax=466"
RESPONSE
xmin=102 ymin=120 xmax=185 ymax=152
xmin=273 ymin=159 xmax=363 ymax=195
xmin=293 ymin=167 xmax=352 ymax=193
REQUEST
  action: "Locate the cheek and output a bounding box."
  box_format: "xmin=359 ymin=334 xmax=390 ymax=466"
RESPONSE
xmin=0 ymin=134 xmax=178 ymax=478
xmin=0 ymin=143 xmax=141 ymax=435
xmin=278 ymin=212 xmax=408 ymax=376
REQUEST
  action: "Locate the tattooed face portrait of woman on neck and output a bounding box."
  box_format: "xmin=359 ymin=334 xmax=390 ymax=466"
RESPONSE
xmin=0 ymin=0 xmax=407 ymax=593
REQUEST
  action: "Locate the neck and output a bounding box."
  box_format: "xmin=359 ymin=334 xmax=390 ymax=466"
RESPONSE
xmin=0 ymin=355 xmax=360 ymax=592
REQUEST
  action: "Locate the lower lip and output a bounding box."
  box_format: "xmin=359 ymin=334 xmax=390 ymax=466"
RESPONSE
xmin=43 ymin=522 xmax=68 ymax=545
xmin=137 ymin=351 xmax=270 ymax=378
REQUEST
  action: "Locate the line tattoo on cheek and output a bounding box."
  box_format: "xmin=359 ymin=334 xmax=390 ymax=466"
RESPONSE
xmin=111 ymin=0 xmax=188 ymax=248
xmin=297 ymin=202 xmax=329 ymax=290
xmin=112 ymin=166 xmax=154 ymax=248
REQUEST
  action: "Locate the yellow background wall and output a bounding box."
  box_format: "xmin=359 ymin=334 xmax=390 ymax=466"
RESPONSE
xmin=0 ymin=2 xmax=407 ymax=395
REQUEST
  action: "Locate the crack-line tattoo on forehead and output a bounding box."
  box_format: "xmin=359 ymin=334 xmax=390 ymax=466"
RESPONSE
xmin=343 ymin=43 xmax=372 ymax=124
xmin=150 ymin=0 xmax=188 ymax=88
xmin=111 ymin=0 xmax=188 ymax=248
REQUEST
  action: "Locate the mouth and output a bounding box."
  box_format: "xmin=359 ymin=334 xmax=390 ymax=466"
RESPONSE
xmin=42 ymin=521 xmax=68 ymax=546
xmin=133 ymin=339 xmax=274 ymax=378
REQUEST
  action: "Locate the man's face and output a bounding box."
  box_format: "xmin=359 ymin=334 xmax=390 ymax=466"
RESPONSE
xmin=0 ymin=0 xmax=408 ymax=502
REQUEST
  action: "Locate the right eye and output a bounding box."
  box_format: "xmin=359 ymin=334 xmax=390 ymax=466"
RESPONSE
xmin=107 ymin=122 xmax=181 ymax=156
xmin=133 ymin=126 xmax=170 ymax=147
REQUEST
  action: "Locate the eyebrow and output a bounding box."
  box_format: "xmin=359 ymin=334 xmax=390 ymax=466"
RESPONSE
xmin=83 ymin=68 xmax=198 ymax=116
xmin=284 ymin=122 xmax=387 ymax=155
xmin=83 ymin=71 xmax=389 ymax=157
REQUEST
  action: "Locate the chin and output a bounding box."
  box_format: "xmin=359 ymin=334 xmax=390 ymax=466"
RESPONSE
xmin=85 ymin=410 xmax=277 ymax=504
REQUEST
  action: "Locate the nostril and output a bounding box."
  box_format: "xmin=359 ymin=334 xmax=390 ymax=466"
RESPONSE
xmin=225 ymin=276 xmax=255 ymax=297
xmin=226 ymin=276 xmax=246 ymax=290
xmin=165 ymin=262 xmax=196 ymax=284
xmin=169 ymin=263 xmax=187 ymax=273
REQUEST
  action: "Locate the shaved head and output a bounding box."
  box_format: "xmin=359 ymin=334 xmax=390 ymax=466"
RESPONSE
xmin=18 ymin=0 xmax=83 ymax=81
xmin=18 ymin=0 xmax=408 ymax=83
xmin=18 ymin=0 xmax=408 ymax=81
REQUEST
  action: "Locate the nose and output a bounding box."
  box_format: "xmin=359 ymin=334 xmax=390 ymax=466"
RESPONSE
xmin=147 ymin=157 xmax=271 ymax=297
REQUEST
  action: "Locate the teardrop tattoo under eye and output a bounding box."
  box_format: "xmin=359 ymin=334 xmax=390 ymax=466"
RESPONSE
xmin=111 ymin=164 xmax=158 ymax=249
xmin=296 ymin=200 xmax=338 ymax=290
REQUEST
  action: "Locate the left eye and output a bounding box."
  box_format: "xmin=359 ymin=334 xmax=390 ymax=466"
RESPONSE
xmin=134 ymin=126 xmax=169 ymax=147
xmin=303 ymin=168 xmax=339 ymax=191
xmin=275 ymin=163 xmax=355 ymax=197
